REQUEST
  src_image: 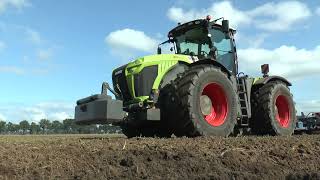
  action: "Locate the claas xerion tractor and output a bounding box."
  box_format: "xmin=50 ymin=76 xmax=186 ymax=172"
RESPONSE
xmin=74 ymin=16 xmax=296 ymax=137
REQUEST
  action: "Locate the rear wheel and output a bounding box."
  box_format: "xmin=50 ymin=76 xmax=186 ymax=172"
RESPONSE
xmin=250 ymin=81 xmax=296 ymax=135
xmin=172 ymin=65 xmax=238 ymax=137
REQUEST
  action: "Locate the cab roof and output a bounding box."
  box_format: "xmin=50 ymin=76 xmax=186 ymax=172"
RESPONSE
xmin=168 ymin=19 xmax=236 ymax=38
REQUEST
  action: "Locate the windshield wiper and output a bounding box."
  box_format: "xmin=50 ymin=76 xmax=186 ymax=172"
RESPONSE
xmin=158 ymin=39 xmax=170 ymax=46
xmin=217 ymin=49 xmax=233 ymax=53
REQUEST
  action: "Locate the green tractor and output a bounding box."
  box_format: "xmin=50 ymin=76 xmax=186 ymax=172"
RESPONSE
xmin=75 ymin=16 xmax=296 ymax=137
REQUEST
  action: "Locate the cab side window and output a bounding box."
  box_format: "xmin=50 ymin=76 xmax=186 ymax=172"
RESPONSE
xmin=209 ymin=28 xmax=234 ymax=72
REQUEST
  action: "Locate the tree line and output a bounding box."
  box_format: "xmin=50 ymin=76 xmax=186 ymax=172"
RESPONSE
xmin=0 ymin=119 xmax=121 ymax=134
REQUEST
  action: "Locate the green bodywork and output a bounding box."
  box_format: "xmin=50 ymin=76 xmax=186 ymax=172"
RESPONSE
xmin=120 ymin=54 xmax=192 ymax=104
xmin=115 ymin=54 xmax=265 ymax=106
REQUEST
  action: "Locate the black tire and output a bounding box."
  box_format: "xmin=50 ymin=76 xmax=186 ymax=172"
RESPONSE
xmin=120 ymin=113 xmax=172 ymax=138
xmin=157 ymin=63 xmax=189 ymax=137
xmin=250 ymin=81 xmax=296 ymax=136
xmin=120 ymin=122 xmax=140 ymax=138
xmin=158 ymin=84 xmax=178 ymax=136
xmin=172 ymin=65 xmax=238 ymax=137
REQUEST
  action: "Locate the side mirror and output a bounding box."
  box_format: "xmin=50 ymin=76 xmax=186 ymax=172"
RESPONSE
xmin=222 ymin=20 xmax=229 ymax=33
xmin=157 ymin=47 xmax=162 ymax=54
xmin=261 ymin=64 xmax=269 ymax=77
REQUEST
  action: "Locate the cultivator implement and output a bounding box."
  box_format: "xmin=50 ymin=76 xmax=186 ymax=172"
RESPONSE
xmin=295 ymin=112 xmax=320 ymax=133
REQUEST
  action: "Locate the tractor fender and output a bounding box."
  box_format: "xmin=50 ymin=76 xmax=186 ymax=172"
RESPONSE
xmin=159 ymin=62 xmax=189 ymax=89
xmin=185 ymin=59 xmax=232 ymax=77
xmin=154 ymin=63 xmax=189 ymax=104
xmin=254 ymin=76 xmax=292 ymax=87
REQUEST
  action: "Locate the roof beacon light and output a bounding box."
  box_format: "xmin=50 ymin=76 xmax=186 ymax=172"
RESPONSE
xmin=206 ymin=15 xmax=212 ymax=21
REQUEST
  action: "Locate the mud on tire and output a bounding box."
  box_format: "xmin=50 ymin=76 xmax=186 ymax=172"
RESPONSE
xmin=250 ymin=81 xmax=296 ymax=135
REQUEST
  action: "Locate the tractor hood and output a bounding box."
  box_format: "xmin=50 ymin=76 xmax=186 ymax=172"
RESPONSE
xmin=112 ymin=54 xmax=193 ymax=104
xmin=127 ymin=54 xmax=192 ymax=68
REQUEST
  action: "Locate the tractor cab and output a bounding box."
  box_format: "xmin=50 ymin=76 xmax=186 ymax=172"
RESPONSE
xmin=158 ymin=16 xmax=238 ymax=74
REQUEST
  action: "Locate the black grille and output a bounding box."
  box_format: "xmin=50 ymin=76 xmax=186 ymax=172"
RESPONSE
xmin=112 ymin=64 xmax=131 ymax=102
xmin=134 ymin=65 xmax=158 ymax=97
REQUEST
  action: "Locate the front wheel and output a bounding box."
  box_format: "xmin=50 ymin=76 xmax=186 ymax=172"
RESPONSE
xmin=120 ymin=113 xmax=172 ymax=138
xmin=251 ymin=81 xmax=296 ymax=135
xmin=172 ymin=65 xmax=238 ymax=137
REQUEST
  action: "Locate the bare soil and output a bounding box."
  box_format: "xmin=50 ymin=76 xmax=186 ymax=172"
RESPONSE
xmin=0 ymin=134 xmax=319 ymax=180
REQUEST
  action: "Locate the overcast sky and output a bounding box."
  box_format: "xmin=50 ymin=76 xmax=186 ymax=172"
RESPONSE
xmin=0 ymin=0 xmax=319 ymax=123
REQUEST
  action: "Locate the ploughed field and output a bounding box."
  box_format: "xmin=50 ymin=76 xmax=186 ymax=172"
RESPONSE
xmin=0 ymin=134 xmax=319 ymax=179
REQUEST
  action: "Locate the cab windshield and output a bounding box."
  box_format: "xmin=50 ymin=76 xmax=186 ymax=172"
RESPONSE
xmin=174 ymin=27 xmax=211 ymax=59
xmin=172 ymin=25 xmax=235 ymax=72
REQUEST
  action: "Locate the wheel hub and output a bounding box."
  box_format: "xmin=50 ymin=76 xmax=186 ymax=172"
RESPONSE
xmin=201 ymin=83 xmax=228 ymax=127
xmin=200 ymin=95 xmax=212 ymax=116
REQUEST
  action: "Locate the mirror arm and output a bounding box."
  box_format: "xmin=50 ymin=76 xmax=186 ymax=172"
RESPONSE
xmin=157 ymin=46 xmax=162 ymax=54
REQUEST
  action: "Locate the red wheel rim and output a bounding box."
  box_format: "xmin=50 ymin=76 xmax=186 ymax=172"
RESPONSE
xmin=275 ymin=95 xmax=290 ymax=128
xmin=201 ymin=83 xmax=228 ymax=127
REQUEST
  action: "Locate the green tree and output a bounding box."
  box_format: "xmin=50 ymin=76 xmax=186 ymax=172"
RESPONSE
xmin=6 ymin=122 xmax=15 ymax=133
xmin=30 ymin=122 xmax=41 ymax=134
xmin=51 ymin=120 xmax=63 ymax=133
xmin=74 ymin=124 xmax=98 ymax=134
xmin=99 ymin=124 xmax=120 ymax=134
xmin=63 ymin=119 xmax=74 ymax=133
xmin=39 ymin=119 xmax=50 ymax=133
xmin=6 ymin=122 xmax=22 ymax=134
xmin=19 ymin=120 xmax=30 ymax=134
xmin=0 ymin=121 xmax=6 ymax=133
